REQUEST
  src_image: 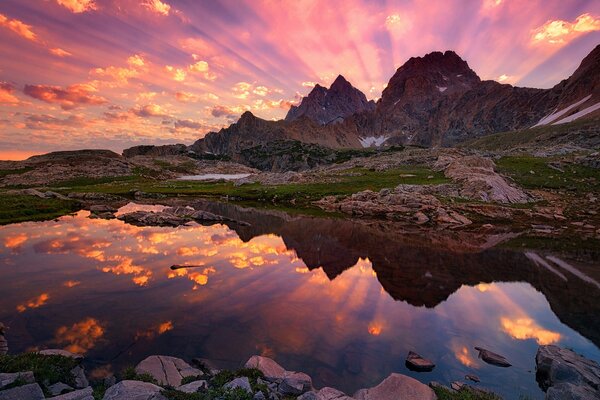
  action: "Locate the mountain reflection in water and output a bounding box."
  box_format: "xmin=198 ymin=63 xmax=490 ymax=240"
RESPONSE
xmin=0 ymin=201 xmax=599 ymax=399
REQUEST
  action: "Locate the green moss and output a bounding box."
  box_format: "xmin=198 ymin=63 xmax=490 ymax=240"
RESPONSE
xmin=496 ymin=156 xmax=600 ymax=192
xmin=181 ymin=375 xmax=205 ymax=385
xmin=501 ymin=235 xmax=600 ymax=254
xmin=433 ymin=386 xmax=502 ymax=400
xmin=51 ymin=175 xmax=139 ymax=188
xmin=162 ymin=387 xmax=255 ymax=400
xmin=0 ymin=167 xmax=33 ymax=178
xmin=211 ymin=368 xmax=264 ymax=389
xmin=121 ymin=366 xmax=159 ymax=385
xmin=0 ymin=353 xmax=79 ymax=387
xmin=0 ymin=194 xmax=80 ymax=225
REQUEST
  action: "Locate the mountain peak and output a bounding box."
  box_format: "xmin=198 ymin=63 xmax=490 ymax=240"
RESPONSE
xmin=285 ymin=75 xmax=374 ymax=124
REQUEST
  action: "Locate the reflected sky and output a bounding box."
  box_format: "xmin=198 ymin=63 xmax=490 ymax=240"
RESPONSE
xmin=0 ymin=209 xmax=599 ymax=399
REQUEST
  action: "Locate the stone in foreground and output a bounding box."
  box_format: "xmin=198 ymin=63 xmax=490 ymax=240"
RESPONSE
xmin=135 ymin=355 xmax=202 ymax=387
xmin=405 ymin=351 xmax=435 ymax=372
xmin=177 ymin=380 xmax=207 ymax=393
xmin=245 ymin=355 xmax=286 ymax=380
xmin=354 ymin=373 xmax=436 ymax=400
xmin=38 ymin=348 xmax=83 ymax=359
xmin=474 ymin=346 xmax=512 ymax=367
xmin=102 ymin=380 xmax=165 ymax=400
xmin=0 ymin=383 xmax=44 ymax=400
xmin=224 ymin=377 xmax=252 ymax=393
xmin=536 ymin=345 xmax=600 ymax=399
xmin=0 ymin=371 xmax=35 ymax=389
xmin=51 ymin=387 xmax=94 ymax=400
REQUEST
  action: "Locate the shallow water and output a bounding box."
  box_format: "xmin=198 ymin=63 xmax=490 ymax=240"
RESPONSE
xmin=177 ymin=173 xmax=252 ymax=181
xmin=0 ymin=202 xmax=599 ymax=399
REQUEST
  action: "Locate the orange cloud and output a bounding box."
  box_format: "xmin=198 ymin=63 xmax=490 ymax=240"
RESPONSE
xmin=500 ymin=317 xmax=561 ymax=345
xmin=532 ymin=13 xmax=600 ymax=44
xmin=17 ymin=293 xmax=50 ymax=312
xmin=143 ymin=0 xmax=171 ymax=16
xmin=131 ymin=103 xmax=170 ymax=118
xmin=4 ymin=233 xmax=27 ymax=249
xmin=367 ymin=321 xmax=383 ymax=336
xmin=0 ymin=13 xmax=37 ymax=41
xmin=101 ymin=256 xmax=152 ymax=286
xmin=0 ymin=82 xmax=19 ymax=104
xmin=64 ymin=280 xmax=81 ymax=288
xmin=165 ymin=65 xmax=187 ymax=81
xmin=23 ymin=83 xmax=107 ymax=110
xmin=50 ymin=48 xmax=72 ymax=57
xmin=135 ymin=321 xmax=174 ymax=339
xmin=55 ymin=0 xmax=97 ymax=13
xmin=55 ymin=318 xmax=104 ymax=354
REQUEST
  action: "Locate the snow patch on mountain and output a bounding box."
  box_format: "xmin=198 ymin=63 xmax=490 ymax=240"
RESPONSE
xmin=534 ymin=95 xmax=592 ymax=127
xmin=359 ymin=136 xmax=389 ymax=148
xmin=553 ymin=99 xmax=600 ymax=125
xmin=437 ymin=86 xmax=447 ymax=93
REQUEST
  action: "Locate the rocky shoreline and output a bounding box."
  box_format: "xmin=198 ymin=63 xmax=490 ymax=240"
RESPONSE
xmin=1 ymin=320 xmax=599 ymax=400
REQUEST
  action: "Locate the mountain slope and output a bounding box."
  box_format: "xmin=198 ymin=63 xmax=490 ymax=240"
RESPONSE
xmin=285 ymin=75 xmax=375 ymax=125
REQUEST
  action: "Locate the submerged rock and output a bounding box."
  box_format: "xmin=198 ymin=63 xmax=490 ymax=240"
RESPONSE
xmin=474 ymin=347 xmax=511 ymax=367
xmin=536 ymin=345 xmax=600 ymax=399
xmin=135 ymin=355 xmax=202 ymax=387
xmin=354 ymin=373 xmax=436 ymax=400
xmin=405 ymin=351 xmax=435 ymax=372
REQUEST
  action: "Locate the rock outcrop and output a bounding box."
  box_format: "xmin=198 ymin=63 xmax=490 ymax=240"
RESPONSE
xmin=122 ymin=144 xmax=188 ymax=158
xmin=536 ymin=345 xmax=600 ymax=399
xmin=102 ymin=380 xmax=165 ymax=400
xmin=134 ymin=355 xmax=202 ymax=387
xmin=354 ymin=373 xmax=436 ymax=400
xmin=286 ymin=75 xmax=375 ymax=125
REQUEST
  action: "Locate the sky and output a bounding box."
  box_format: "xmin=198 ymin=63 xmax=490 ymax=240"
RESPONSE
xmin=0 ymin=0 xmax=599 ymax=160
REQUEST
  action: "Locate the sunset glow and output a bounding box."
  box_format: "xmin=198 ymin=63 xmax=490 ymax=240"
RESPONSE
xmin=0 ymin=1 xmax=598 ymax=157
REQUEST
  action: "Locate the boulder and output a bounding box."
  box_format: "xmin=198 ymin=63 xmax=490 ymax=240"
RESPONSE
xmin=135 ymin=356 xmax=202 ymax=387
xmin=405 ymin=351 xmax=435 ymax=372
xmin=536 ymin=345 xmax=600 ymax=399
xmin=71 ymin=365 xmax=89 ymax=388
xmin=279 ymin=377 xmax=305 ymax=396
xmin=0 ymin=383 xmax=45 ymax=400
xmin=315 ymin=387 xmax=354 ymax=399
xmin=224 ymin=377 xmax=252 ymax=393
xmin=38 ymin=349 xmax=83 ymax=360
xmin=48 ymin=382 xmax=74 ymax=396
xmin=244 ymin=356 xmax=286 ymax=380
xmin=102 ymin=380 xmax=165 ymax=400
xmin=51 ymin=387 xmax=94 ymax=400
xmin=474 ymin=347 xmax=511 ymax=367
xmin=0 ymin=371 xmax=35 ymax=389
xmin=354 ymin=373 xmax=436 ymax=400
xmin=177 ymin=380 xmax=207 ymax=393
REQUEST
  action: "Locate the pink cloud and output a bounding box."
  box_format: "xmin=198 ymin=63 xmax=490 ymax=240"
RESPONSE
xmin=0 ymin=13 xmax=37 ymax=41
xmin=55 ymin=0 xmax=97 ymax=13
xmin=23 ymin=83 xmax=107 ymax=110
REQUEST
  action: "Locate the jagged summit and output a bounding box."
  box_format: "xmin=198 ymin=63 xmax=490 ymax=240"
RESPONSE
xmin=285 ymin=75 xmax=375 ymax=125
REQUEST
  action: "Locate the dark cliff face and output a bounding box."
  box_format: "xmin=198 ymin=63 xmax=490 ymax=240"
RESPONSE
xmin=285 ymin=75 xmax=375 ymax=125
xmin=190 ymin=46 xmax=600 ymax=155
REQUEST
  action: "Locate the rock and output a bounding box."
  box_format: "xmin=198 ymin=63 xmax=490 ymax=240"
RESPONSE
xmin=103 ymin=375 xmax=116 ymax=388
xmin=0 ymin=371 xmax=35 ymax=389
xmin=451 ymin=381 xmax=464 ymax=391
xmin=414 ymin=211 xmax=429 ymax=224
xmin=51 ymin=387 xmax=94 ymax=400
xmin=118 ymin=211 xmax=188 ymax=227
xmin=38 ymin=349 xmax=83 ymax=360
xmin=102 ymin=380 xmax=165 ymax=400
xmin=0 ymin=323 xmax=6 ymax=355
xmin=474 ymin=347 xmax=511 ymax=367
xmin=297 ymin=392 xmax=319 ymax=400
xmin=536 ymin=345 xmax=600 ymax=399
xmin=177 ymin=380 xmax=207 ymax=393
xmin=224 ymin=377 xmax=252 ymax=393
xmin=48 ymin=382 xmax=74 ymax=395
xmin=253 ymin=392 xmax=267 ymax=400
xmin=405 ymin=351 xmax=435 ymax=372
xmin=354 ymin=373 xmax=436 ymax=400
xmin=315 ymin=387 xmax=354 ymax=400
xmin=279 ymin=378 xmax=305 ymax=396
xmin=0 ymin=383 xmax=44 ymax=400
xmin=465 ymin=374 xmax=480 ymax=383
xmin=191 ymin=358 xmax=219 ymax=374
xmin=135 ymin=355 xmax=202 ymax=387
xmin=89 ymin=204 xmax=117 ymax=213
xmin=429 ymin=381 xmax=452 ymax=391
xmin=71 ymin=365 xmax=89 ymax=389
xmin=244 ymin=356 xmax=286 ymax=381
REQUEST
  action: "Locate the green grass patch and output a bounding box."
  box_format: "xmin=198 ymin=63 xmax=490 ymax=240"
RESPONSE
xmin=121 ymin=366 xmax=159 ymax=385
xmin=501 ymin=235 xmax=600 ymax=255
xmin=0 ymin=194 xmax=80 ymax=225
xmin=51 ymin=175 xmax=139 ymax=188
xmin=162 ymin=387 xmax=255 ymax=400
xmin=0 ymin=167 xmax=33 ymax=178
xmin=496 ymin=156 xmax=600 ymax=192
xmin=433 ymin=386 xmax=502 ymax=400
xmin=0 ymin=353 xmax=79 ymax=387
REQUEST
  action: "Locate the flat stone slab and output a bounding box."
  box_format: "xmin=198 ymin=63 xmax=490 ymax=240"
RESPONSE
xmin=177 ymin=380 xmax=207 ymax=393
xmin=224 ymin=376 xmax=252 ymax=393
xmin=354 ymin=373 xmax=436 ymax=400
xmin=0 ymin=371 xmax=35 ymax=389
xmin=474 ymin=347 xmax=511 ymax=367
xmin=405 ymin=351 xmax=435 ymax=372
xmin=135 ymin=355 xmax=202 ymax=387
xmin=51 ymin=387 xmax=94 ymax=400
xmin=0 ymin=383 xmax=45 ymax=400
xmin=38 ymin=349 xmax=83 ymax=360
xmin=102 ymin=380 xmax=165 ymax=400
xmin=48 ymin=382 xmax=74 ymax=396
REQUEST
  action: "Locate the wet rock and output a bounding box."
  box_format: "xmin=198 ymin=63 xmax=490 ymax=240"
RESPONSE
xmin=0 ymin=371 xmax=35 ymax=389
xmin=48 ymin=382 xmax=74 ymax=395
xmin=465 ymin=374 xmax=480 ymax=383
xmin=89 ymin=204 xmax=117 ymax=213
xmin=354 ymin=373 xmax=436 ymax=400
xmin=474 ymin=347 xmax=511 ymax=367
xmin=38 ymin=349 xmax=83 ymax=360
xmin=102 ymin=380 xmax=165 ymax=400
xmin=177 ymin=380 xmax=207 ymax=393
xmin=135 ymin=355 xmax=202 ymax=387
xmin=451 ymin=381 xmax=464 ymax=391
xmin=118 ymin=211 xmax=188 ymax=227
xmin=51 ymin=387 xmax=93 ymax=400
xmin=536 ymin=345 xmax=600 ymax=399
xmin=224 ymin=377 xmax=252 ymax=393
xmin=0 ymin=383 xmax=44 ymax=400
xmin=405 ymin=351 xmax=435 ymax=372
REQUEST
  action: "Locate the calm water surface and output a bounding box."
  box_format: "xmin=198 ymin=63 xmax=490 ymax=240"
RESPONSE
xmin=1 ymin=202 xmax=599 ymax=400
